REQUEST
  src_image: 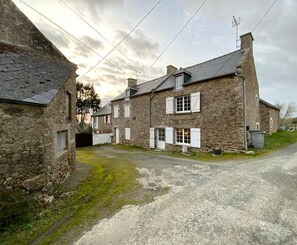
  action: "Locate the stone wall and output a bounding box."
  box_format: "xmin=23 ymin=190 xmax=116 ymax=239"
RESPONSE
xmin=260 ymin=102 xmax=279 ymax=135
xmin=150 ymin=77 xmax=245 ymax=152
xmin=0 ymin=0 xmax=66 ymax=60
xmin=0 ymin=74 xmax=76 ymax=192
xmin=94 ymin=115 xmax=112 ymax=134
xmin=238 ymin=47 xmax=261 ymax=131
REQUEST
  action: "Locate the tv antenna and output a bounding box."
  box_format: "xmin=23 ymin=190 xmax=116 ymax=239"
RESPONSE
xmin=232 ymin=16 xmax=241 ymax=49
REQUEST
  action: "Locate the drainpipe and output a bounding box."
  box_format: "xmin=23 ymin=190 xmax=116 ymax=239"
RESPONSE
xmin=149 ymin=89 xmax=156 ymax=128
xmin=236 ymin=71 xmax=247 ymax=151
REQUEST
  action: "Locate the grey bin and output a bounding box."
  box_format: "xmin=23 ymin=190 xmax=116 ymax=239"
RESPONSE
xmin=250 ymin=130 xmax=265 ymax=149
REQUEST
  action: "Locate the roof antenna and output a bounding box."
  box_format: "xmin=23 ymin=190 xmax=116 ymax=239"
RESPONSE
xmin=232 ymin=16 xmax=241 ymax=49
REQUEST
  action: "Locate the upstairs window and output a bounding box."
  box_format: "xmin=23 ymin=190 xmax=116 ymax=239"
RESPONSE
xmin=175 ymin=75 xmax=183 ymax=90
xmin=93 ymin=117 xmax=98 ymax=129
xmin=176 ymin=95 xmax=191 ymax=113
xmin=124 ymin=104 xmax=130 ymax=118
xmin=104 ymin=115 xmax=111 ymax=124
xmin=114 ymin=105 xmax=119 ymax=118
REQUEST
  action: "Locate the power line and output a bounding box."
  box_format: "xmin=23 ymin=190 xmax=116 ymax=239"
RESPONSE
xmin=77 ymin=0 xmax=163 ymax=81
xmin=60 ymin=0 xmax=139 ymax=74
xmin=212 ymin=0 xmax=279 ymax=77
xmin=17 ymin=0 xmax=132 ymax=78
xmin=138 ymin=0 xmax=208 ymax=80
xmin=252 ymin=0 xmax=278 ymax=32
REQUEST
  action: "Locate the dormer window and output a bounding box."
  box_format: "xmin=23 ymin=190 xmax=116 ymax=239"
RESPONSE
xmin=175 ymin=75 xmax=183 ymax=90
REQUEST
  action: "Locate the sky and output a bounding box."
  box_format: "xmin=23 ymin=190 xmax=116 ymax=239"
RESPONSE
xmin=13 ymin=0 xmax=297 ymax=113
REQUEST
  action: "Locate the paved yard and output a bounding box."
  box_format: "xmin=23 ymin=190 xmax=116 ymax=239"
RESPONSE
xmin=75 ymin=144 xmax=297 ymax=245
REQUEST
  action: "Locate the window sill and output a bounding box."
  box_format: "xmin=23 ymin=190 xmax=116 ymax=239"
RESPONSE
xmin=175 ymin=111 xmax=191 ymax=114
xmin=57 ymin=149 xmax=69 ymax=158
xmin=175 ymin=143 xmax=191 ymax=147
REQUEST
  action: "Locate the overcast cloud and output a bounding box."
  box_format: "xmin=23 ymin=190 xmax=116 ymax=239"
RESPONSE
xmin=13 ymin=0 xmax=297 ymax=109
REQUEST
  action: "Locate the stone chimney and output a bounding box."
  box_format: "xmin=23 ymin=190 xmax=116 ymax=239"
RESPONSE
xmin=166 ymin=65 xmax=177 ymax=75
xmin=240 ymin=32 xmax=254 ymax=51
xmin=127 ymin=78 xmax=137 ymax=87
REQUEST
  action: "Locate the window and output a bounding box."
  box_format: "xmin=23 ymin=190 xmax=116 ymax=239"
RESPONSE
xmin=158 ymin=129 xmax=165 ymax=141
xmin=104 ymin=115 xmax=111 ymax=124
xmin=176 ymin=128 xmax=190 ymax=144
xmin=176 ymin=95 xmax=191 ymax=113
xmin=66 ymin=91 xmax=71 ymax=119
xmin=114 ymin=105 xmax=119 ymax=118
xmin=124 ymin=104 xmax=130 ymax=118
xmin=125 ymin=128 xmax=131 ymax=140
xmin=93 ymin=117 xmax=98 ymax=129
xmin=175 ymin=75 xmax=183 ymax=90
xmin=57 ymin=130 xmax=67 ymax=153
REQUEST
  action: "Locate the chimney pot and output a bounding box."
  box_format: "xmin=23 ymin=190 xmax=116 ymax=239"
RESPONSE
xmin=240 ymin=32 xmax=254 ymax=51
xmin=166 ymin=65 xmax=177 ymax=75
xmin=127 ymin=78 xmax=137 ymax=87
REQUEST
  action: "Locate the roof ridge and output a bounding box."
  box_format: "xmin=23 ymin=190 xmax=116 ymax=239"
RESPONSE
xmin=136 ymin=74 xmax=169 ymax=87
xmin=184 ymin=50 xmax=241 ymax=70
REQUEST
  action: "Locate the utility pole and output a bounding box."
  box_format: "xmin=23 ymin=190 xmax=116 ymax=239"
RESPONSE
xmin=232 ymin=16 xmax=241 ymax=49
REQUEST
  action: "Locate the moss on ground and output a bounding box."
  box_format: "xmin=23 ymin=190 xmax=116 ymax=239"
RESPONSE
xmin=0 ymin=147 xmax=163 ymax=245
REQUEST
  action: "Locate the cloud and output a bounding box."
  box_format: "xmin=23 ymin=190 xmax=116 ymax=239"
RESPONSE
xmin=115 ymin=29 xmax=159 ymax=59
xmin=80 ymin=36 xmax=104 ymax=50
xmin=66 ymin=0 xmax=123 ymax=23
xmin=39 ymin=23 xmax=72 ymax=48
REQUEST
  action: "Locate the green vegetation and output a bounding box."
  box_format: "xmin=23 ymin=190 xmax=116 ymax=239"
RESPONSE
xmin=167 ymin=130 xmax=297 ymax=162
xmin=0 ymin=147 xmax=161 ymax=245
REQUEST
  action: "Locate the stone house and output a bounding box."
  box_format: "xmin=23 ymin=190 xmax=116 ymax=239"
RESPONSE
xmin=91 ymin=104 xmax=112 ymax=145
xmin=0 ymin=0 xmax=77 ymax=192
xmin=259 ymin=99 xmax=280 ymax=135
xmin=110 ymin=33 xmax=279 ymax=152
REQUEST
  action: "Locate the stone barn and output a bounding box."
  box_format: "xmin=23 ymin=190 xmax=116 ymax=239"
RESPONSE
xmin=0 ymin=0 xmax=77 ymax=192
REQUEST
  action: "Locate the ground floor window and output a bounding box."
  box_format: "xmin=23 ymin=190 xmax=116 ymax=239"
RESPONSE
xmin=57 ymin=130 xmax=68 ymax=153
xmin=176 ymin=128 xmax=190 ymax=144
xmin=158 ymin=128 xmax=165 ymax=141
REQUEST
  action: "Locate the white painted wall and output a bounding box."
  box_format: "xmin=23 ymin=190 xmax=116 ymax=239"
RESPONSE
xmin=93 ymin=133 xmax=112 ymax=145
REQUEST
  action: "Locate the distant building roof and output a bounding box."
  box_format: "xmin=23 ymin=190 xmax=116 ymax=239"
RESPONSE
xmin=111 ymin=50 xmax=244 ymax=101
xmin=0 ymin=45 xmax=76 ymax=105
xmin=260 ymin=99 xmax=280 ymax=111
xmin=92 ymin=103 xmax=111 ymax=116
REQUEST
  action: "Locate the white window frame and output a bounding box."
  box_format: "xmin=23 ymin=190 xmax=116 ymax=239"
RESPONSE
xmin=57 ymin=130 xmax=67 ymax=153
xmin=175 ymin=75 xmax=183 ymax=90
xmin=270 ymin=117 xmax=273 ymax=128
xmin=256 ymin=122 xmax=260 ymax=130
xmin=113 ymin=105 xmax=119 ymax=118
xmin=175 ymin=128 xmax=191 ymax=145
xmin=124 ymin=104 xmax=130 ymax=118
xmin=93 ymin=117 xmax=98 ymax=128
xmin=125 ymin=128 xmax=131 ymax=140
xmin=176 ymin=95 xmax=191 ymax=113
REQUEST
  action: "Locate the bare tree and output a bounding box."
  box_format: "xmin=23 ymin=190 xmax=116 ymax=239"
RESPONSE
xmin=275 ymin=101 xmax=297 ymax=124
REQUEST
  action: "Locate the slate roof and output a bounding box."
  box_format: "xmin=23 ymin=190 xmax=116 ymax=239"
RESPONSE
xmin=260 ymin=99 xmax=280 ymax=111
xmin=92 ymin=103 xmax=111 ymax=117
xmin=0 ymin=48 xmax=75 ymax=105
xmin=111 ymin=50 xmax=244 ymax=101
xmin=111 ymin=74 xmax=171 ymax=101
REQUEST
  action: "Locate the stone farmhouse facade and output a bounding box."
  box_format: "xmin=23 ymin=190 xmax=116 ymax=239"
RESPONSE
xmin=0 ymin=0 xmax=77 ymax=192
xmin=110 ymin=33 xmax=279 ymax=152
xmin=92 ymin=104 xmax=112 ymax=145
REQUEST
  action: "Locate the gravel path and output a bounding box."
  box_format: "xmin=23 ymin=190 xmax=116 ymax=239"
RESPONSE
xmin=75 ymin=144 xmax=297 ymax=245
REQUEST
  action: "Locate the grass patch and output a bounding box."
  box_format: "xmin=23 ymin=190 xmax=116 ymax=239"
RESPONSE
xmin=0 ymin=147 xmax=161 ymax=245
xmin=166 ymin=131 xmax=297 ymax=162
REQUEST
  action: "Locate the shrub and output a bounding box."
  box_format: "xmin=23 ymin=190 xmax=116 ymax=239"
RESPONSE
xmin=0 ymin=189 xmax=39 ymax=231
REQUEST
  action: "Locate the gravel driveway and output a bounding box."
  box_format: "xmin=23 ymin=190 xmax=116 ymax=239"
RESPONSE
xmin=75 ymin=144 xmax=297 ymax=245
